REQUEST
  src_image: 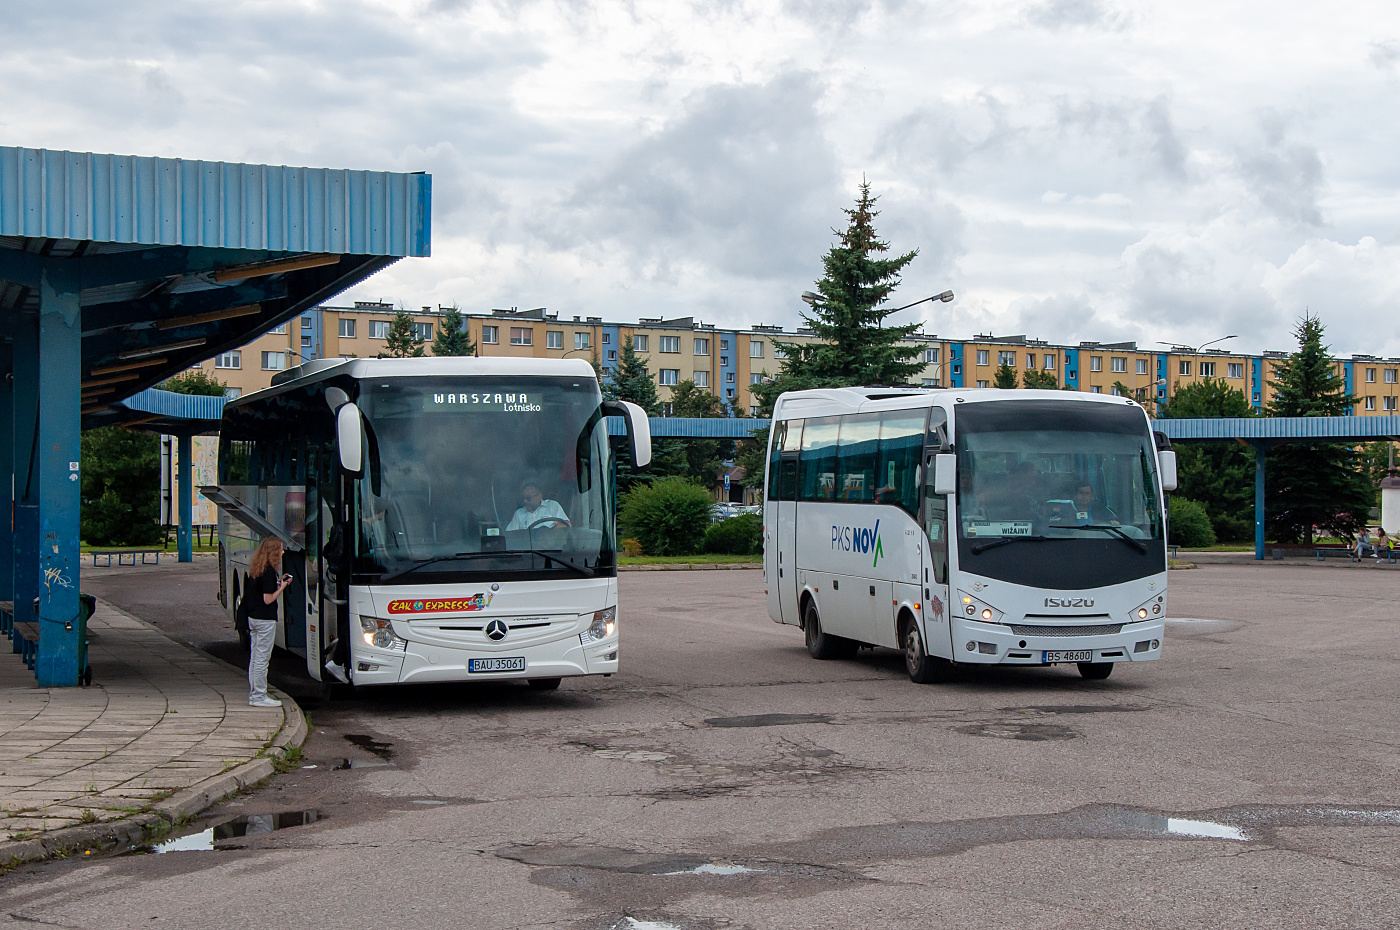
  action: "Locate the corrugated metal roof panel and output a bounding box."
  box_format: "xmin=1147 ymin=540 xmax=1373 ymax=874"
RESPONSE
xmin=0 ymin=147 xmax=430 ymax=257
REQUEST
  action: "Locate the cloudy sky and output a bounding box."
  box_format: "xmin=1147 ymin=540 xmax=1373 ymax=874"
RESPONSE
xmin=4 ymin=0 xmax=1399 ymax=356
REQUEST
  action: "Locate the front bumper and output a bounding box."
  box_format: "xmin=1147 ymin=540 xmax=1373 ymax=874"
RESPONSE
xmin=949 ymin=617 xmax=1165 ymax=664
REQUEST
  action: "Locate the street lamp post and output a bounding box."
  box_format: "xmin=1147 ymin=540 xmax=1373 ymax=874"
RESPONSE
xmin=801 ymin=290 xmax=954 ymax=312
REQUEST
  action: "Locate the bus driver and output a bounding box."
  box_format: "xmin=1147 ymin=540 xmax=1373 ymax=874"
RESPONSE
xmin=506 ymin=479 xmax=571 ymax=530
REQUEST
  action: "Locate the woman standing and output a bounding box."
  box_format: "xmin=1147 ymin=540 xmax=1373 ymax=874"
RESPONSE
xmin=245 ymin=537 xmax=291 ymax=708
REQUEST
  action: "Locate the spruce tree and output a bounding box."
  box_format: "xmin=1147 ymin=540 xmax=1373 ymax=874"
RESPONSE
xmin=431 ymin=304 xmax=475 ymax=356
xmin=1161 ymin=379 xmax=1257 ymax=541
xmin=1264 ymin=315 xmax=1372 ymax=544
xmin=379 ymin=308 xmax=425 ymax=358
xmin=602 ymin=337 xmax=682 ymax=487
xmin=994 ymin=364 xmax=1018 ymax=389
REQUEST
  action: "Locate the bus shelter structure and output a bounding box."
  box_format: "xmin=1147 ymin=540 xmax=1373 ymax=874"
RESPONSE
xmin=0 ymin=146 xmax=431 ymax=685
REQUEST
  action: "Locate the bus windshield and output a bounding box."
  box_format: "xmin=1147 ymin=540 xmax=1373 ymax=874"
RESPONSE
xmin=954 ymin=399 xmax=1164 ymax=587
xmin=352 ymin=375 xmax=614 ymax=583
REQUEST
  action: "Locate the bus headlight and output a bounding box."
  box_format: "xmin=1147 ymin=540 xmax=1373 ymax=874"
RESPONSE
xmin=581 ymin=607 xmax=617 ymax=644
xmin=360 ymin=616 xmax=405 ymax=650
xmin=1129 ymin=596 xmax=1165 ymax=624
xmin=956 ymin=591 xmax=1003 ymax=625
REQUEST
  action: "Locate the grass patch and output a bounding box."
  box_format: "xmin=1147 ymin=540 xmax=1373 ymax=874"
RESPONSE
xmin=619 ymin=553 xmax=762 ymax=565
xmin=270 ymin=745 xmax=304 ymax=775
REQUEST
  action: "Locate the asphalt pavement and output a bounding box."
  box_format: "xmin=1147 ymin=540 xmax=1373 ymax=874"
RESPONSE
xmin=2 ymin=559 xmax=1397 ymax=929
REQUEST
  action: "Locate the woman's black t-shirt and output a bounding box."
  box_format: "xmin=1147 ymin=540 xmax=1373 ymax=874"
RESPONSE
xmin=246 ymin=567 xmax=281 ymax=622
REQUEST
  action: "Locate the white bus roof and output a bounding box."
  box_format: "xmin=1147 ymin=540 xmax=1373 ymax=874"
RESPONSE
xmin=231 ymin=356 xmax=599 ymax=409
xmin=771 ymin=386 xmax=1147 ymax=419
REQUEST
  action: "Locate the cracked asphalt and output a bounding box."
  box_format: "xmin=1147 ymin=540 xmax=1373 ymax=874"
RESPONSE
xmin=2 ymin=561 xmax=1397 ymax=929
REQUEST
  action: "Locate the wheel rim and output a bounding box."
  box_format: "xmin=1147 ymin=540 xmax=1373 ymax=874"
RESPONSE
xmin=805 ymin=608 xmax=819 ymax=647
xmin=904 ymin=622 xmax=923 ymax=674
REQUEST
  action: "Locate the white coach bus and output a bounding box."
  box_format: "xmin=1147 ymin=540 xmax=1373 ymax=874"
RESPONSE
xmin=208 ymin=357 xmax=650 ymax=693
xmin=763 ymin=388 xmax=1177 ymax=683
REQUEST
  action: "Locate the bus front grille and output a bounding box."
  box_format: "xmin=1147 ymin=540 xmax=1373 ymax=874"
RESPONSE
xmin=1008 ymin=623 xmax=1123 ymax=636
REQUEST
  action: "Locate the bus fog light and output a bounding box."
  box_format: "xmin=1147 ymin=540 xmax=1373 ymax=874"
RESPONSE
xmin=981 ymin=609 xmax=993 ymax=620
xmin=1152 ymin=639 xmax=1159 ymax=649
xmin=966 ymin=641 xmax=976 ymax=651
xmin=1138 ymin=608 xmax=1148 ymax=619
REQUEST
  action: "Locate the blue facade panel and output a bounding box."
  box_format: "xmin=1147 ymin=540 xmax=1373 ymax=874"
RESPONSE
xmin=1250 ymin=358 xmax=1264 ymax=407
xmin=602 ymin=325 xmax=621 ymax=373
xmin=949 ymin=344 xmax=964 ymax=388
xmin=1064 ymin=349 xmax=1078 ymax=387
xmin=0 ymin=147 xmax=430 ymax=257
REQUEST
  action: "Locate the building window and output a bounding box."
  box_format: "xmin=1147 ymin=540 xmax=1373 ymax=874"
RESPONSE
xmin=660 ymin=336 xmax=680 ymax=353
xmin=1090 ymin=385 xmax=1102 ymax=393
xmin=369 ymin=320 xmax=390 ymax=339
xmin=223 ymin=387 xmax=242 ymax=399
xmin=1365 ymin=396 xmax=1376 ymax=410
xmin=1228 ymin=363 xmax=1244 ymax=379
xmin=976 ymin=380 xmax=989 ymax=388
xmin=602 ymin=333 xmax=611 ymax=345
xmin=510 ymin=327 xmax=532 ymax=346
xmin=1179 ymin=360 xmax=1191 ymax=376
xmin=659 ymin=369 xmax=679 ymax=386
xmin=574 ymin=332 xmax=589 ymax=350
xmin=726 ymin=388 xmax=734 ymax=398
xmin=1386 ymin=369 xmax=1398 ymax=384
xmin=750 ymin=373 xmax=763 ymax=385
xmin=749 ymin=405 xmax=761 ymax=415
xmin=633 ymin=334 xmax=649 ymax=351
xmin=1386 ymin=397 xmax=1399 ymax=411
xmin=301 ymin=332 xmax=312 ymax=348
xmin=261 ymin=351 xmax=288 ymax=371
xmin=922 ymin=378 xmax=938 ymax=387
xmin=607 ymin=350 xmax=617 ymax=361
xmin=725 ymin=371 xmax=735 ymax=383
xmin=976 ymin=350 xmax=990 ymax=366
xmin=694 ymin=371 xmax=710 ymax=388
xmin=1067 ymin=369 xmax=1075 ymax=379
xmin=482 ymin=325 xmax=498 ymax=344
xmin=546 ymin=331 xmax=563 ymax=349
xmin=720 ymin=356 xmax=729 ymax=367
xmin=268 ymin=323 xmax=288 ymax=335
xmin=953 ymin=364 xmax=962 ymax=375
xmin=215 ymin=351 xmax=241 ymax=369
xmin=1200 ymin=361 xmax=1216 ymax=377
xmin=924 ymin=348 xmax=940 ymax=364
xmin=1026 ymin=353 xmax=1036 ymax=369
xmin=1110 ymin=357 xmax=1126 ymax=373
xmin=300 ymin=315 xmax=313 ymax=327
xmin=1044 ymin=355 xmax=1055 ymax=370
xmin=1090 ymin=357 xmax=1103 ymax=372
xmin=998 ymin=351 xmax=1016 ymax=367
xmin=1366 ymin=368 xmax=1376 ymax=382
xmin=750 ymin=341 xmax=764 ymax=358
xmin=338 ymin=319 xmax=356 ymax=338
xmin=694 ymin=338 xmax=709 ymax=356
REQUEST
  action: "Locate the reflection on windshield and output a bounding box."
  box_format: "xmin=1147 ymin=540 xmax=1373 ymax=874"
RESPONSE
xmin=957 ymin=415 xmax=1162 ymax=543
xmin=352 ymin=377 xmax=613 ymax=581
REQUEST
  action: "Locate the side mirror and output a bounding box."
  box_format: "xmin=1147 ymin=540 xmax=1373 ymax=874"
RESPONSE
xmin=603 ymin=400 xmax=652 ymax=469
xmin=336 ymin=403 xmax=364 ymax=477
xmin=1158 ymin=450 xmax=1178 ymax=493
xmin=933 ymin=454 xmax=957 ymax=496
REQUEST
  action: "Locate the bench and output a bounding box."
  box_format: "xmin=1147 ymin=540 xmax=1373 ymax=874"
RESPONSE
xmin=1169 ymin=546 xmax=1179 ymax=559
xmin=12 ymin=622 xmax=38 ymax=670
xmin=1315 ymin=546 xmax=1354 ymax=561
xmin=90 ymin=549 xmax=161 ymax=567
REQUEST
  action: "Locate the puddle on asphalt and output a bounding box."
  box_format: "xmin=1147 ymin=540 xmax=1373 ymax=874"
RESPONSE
xmin=126 ymin=811 xmax=320 ymax=854
xmin=330 ymin=758 xmax=393 ymax=770
xmin=663 ymin=863 xmax=764 ymax=876
xmin=1166 ymin=818 xmax=1249 ymax=841
xmin=704 ymin=713 xmax=832 ymax=728
xmin=344 ymin=733 xmax=395 ymax=759
xmin=612 ymin=920 xmax=683 ymax=930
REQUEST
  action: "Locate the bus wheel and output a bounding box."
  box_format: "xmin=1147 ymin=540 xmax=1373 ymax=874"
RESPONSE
xmin=528 ymin=678 xmax=562 ymax=691
xmin=803 ymin=601 xmax=855 ymax=660
xmin=901 ymin=615 xmax=949 ymax=684
xmin=322 ymin=677 xmax=357 ymax=701
xmin=1078 ymin=662 xmax=1113 ymax=680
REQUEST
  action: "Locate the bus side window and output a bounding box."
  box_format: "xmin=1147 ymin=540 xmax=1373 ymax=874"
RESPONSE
xmin=771 ymin=419 xmax=802 ymax=501
xmin=924 ymin=493 xmax=948 ymax=584
xmin=876 ymin=412 xmax=926 ymax=514
xmin=798 ymin=417 xmax=839 ymax=502
xmin=767 ymin=422 xmax=786 ymax=500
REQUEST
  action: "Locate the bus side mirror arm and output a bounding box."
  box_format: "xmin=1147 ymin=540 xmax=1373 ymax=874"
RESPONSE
xmin=933 ymin=454 xmax=957 ymax=496
xmin=602 ymin=400 xmax=652 ymax=469
xmin=1158 ymin=450 xmax=1178 ymax=492
xmin=336 ymin=403 xmax=365 ymax=477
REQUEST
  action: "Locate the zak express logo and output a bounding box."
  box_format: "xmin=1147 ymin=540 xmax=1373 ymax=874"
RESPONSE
xmin=387 ymin=594 xmax=493 ymax=615
xmin=833 ymin=519 xmax=884 ymax=567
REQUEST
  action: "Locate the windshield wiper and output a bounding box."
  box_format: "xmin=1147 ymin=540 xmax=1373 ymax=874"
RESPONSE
xmin=379 ymin=552 xmax=501 ymax=583
xmin=1077 ymin=524 xmax=1149 ymax=553
xmin=971 ymin=535 xmax=1056 ymax=554
xmin=523 ymin=549 xmax=596 ymax=578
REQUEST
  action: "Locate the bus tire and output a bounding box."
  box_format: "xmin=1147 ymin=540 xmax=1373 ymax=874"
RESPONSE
xmin=803 ymin=601 xmax=855 ymax=660
xmin=901 ymin=614 xmax=950 ymax=684
xmin=322 ymin=677 xmax=357 ymax=701
xmin=528 ymin=678 xmax=562 ymax=691
xmin=1078 ymin=662 xmax=1113 ymax=680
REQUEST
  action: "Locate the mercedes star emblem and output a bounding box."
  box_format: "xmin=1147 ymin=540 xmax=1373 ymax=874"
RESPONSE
xmin=485 ymin=619 xmax=509 ymax=641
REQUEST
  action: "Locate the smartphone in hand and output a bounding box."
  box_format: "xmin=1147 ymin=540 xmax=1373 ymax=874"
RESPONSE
xmin=281 ymin=574 xmax=292 ymax=583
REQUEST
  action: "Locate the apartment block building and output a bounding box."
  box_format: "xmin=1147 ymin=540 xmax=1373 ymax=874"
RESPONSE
xmin=186 ymin=303 xmax=1400 ymax=418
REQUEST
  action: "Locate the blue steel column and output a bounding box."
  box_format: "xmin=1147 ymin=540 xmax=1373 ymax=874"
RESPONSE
xmin=35 ymin=263 xmax=81 ymax=686
xmin=0 ymin=334 xmax=12 ymax=603
xmin=1253 ymin=443 xmax=1266 ymax=561
xmin=12 ymin=314 xmax=40 ymax=641
xmin=177 ymin=432 xmax=193 ymax=562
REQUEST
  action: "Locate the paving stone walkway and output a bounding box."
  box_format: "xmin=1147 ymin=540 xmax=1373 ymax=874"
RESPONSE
xmin=0 ymin=599 xmax=296 ymax=843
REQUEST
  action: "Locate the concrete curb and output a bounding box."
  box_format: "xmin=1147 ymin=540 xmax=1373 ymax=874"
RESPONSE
xmin=620 ymin=563 xmax=762 ymax=571
xmin=0 ymin=604 xmax=310 ymax=871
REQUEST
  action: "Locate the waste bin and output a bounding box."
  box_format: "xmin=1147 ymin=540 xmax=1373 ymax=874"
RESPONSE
xmin=77 ymin=593 xmax=95 ymax=686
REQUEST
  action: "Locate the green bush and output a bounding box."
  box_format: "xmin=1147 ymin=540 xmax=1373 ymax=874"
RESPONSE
xmin=1168 ymin=496 xmax=1216 ymax=548
xmin=703 ymin=513 xmax=763 ymax=555
xmin=81 ymin=426 xmax=163 ymax=546
xmin=619 ymin=477 xmax=714 ymax=556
